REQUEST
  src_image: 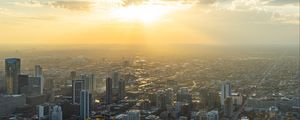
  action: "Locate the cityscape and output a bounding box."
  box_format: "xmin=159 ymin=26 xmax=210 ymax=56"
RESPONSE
xmin=0 ymin=0 xmax=299 ymax=120
xmin=0 ymin=45 xmax=299 ymax=120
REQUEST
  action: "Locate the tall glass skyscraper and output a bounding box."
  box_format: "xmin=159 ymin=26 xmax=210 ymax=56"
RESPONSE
xmin=72 ymin=80 xmax=84 ymax=104
xmin=221 ymin=82 xmax=232 ymax=106
xmin=35 ymin=65 xmax=44 ymax=94
xmin=5 ymin=58 xmax=21 ymax=94
xmin=80 ymin=90 xmax=90 ymax=120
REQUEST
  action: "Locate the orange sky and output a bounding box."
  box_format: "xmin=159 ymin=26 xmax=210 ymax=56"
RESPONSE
xmin=0 ymin=0 xmax=299 ymax=46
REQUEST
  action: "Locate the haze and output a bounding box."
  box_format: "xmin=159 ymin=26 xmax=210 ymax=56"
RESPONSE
xmin=0 ymin=0 xmax=299 ymax=47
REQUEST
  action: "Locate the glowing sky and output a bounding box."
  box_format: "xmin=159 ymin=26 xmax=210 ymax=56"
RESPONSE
xmin=0 ymin=0 xmax=299 ymax=45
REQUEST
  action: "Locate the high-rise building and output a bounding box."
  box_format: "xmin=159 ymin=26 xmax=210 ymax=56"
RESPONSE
xmin=0 ymin=71 xmax=5 ymax=94
xmin=112 ymin=71 xmax=120 ymax=89
xmin=207 ymin=110 xmax=219 ymax=120
xmin=156 ymin=89 xmax=173 ymax=109
xmin=34 ymin=65 xmax=44 ymax=94
xmin=29 ymin=76 xmax=42 ymax=95
xmin=199 ymin=88 xmax=209 ymax=107
xmin=18 ymin=74 xmax=29 ymax=94
xmin=127 ymin=110 xmax=140 ymax=120
xmin=106 ymin=77 xmax=113 ymax=104
xmin=72 ymin=80 xmax=84 ymax=104
xmin=80 ymin=90 xmax=90 ymax=120
xmin=207 ymin=91 xmax=218 ymax=109
xmin=224 ymin=97 xmax=233 ymax=118
xmin=156 ymin=90 xmax=166 ymax=109
xmin=220 ymin=82 xmax=231 ymax=106
xmin=70 ymin=71 xmax=77 ymax=80
xmin=177 ymin=87 xmax=192 ymax=104
xmin=164 ymin=88 xmax=173 ymax=108
xmin=80 ymin=74 xmax=95 ymax=93
xmin=118 ymin=79 xmax=126 ymax=100
xmin=0 ymin=95 xmax=26 ymax=116
xmin=5 ymin=58 xmax=21 ymax=94
xmin=51 ymin=105 xmax=63 ymax=120
xmin=37 ymin=103 xmax=50 ymax=120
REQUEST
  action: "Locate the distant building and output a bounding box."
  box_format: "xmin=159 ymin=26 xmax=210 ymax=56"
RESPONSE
xmin=51 ymin=105 xmax=63 ymax=120
xmin=37 ymin=103 xmax=50 ymax=120
xmin=118 ymin=79 xmax=126 ymax=100
xmin=18 ymin=74 xmax=29 ymax=94
xmin=220 ymin=82 xmax=231 ymax=106
xmin=80 ymin=74 xmax=95 ymax=93
xmin=191 ymin=111 xmax=207 ymax=120
xmin=0 ymin=94 xmax=26 ymax=116
xmin=72 ymin=80 xmax=84 ymax=104
xmin=112 ymin=71 xmax=120 ymax=89
xmin=70 ymin=71 xmax=77 ymax=80
xmin=35 ymin=65 xmax=44 ymax=94
xmin=224 ymin=97 xmax=233 ymax=118
xmin=29 ymin=76 xmax=42 ymax=95
xmin=207 ymin=91 xmax=219 ymax=109
xmin=207 ymin=110 xmax=219 ymax=120
xmin=127 ymin=110 xmax=140 ymax=120
xmin=156 ymin=90 xmax=166 ymax=109
xmin=179 ymin=116 xmax=188 ymax=120
xmin=5 ymin=58 xmax=21 ymax=94
xmin=80 ymin=90 xmax=90 ymax=120
xmin=106 ymin=77 xmax=113 ymax=104
xmin=0 ymin=71 xmax=5 ymax=94
xmin=177 ymin=87 xmax=192 ymax=104
xmin=165 ymin=88 xmax=174 ymax=106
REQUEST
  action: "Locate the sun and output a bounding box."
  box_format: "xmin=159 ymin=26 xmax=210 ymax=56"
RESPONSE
xmin=111 ymin=4 xmax=170 ymax=24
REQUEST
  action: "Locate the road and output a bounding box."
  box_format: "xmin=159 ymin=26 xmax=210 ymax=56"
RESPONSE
xmin=232 ymin=50 xmax=287 ymax=120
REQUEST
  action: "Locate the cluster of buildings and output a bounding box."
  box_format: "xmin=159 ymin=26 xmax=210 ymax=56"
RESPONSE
xmin=0 ymin=54 xmax=299 ymax=120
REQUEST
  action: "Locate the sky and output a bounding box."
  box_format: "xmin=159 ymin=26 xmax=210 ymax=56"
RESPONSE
xmin=0 ymin=0 xmax=299 ymax=46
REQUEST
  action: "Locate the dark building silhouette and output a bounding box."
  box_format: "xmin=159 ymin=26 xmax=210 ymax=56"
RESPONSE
xmin=106 ymin=77 xmax=113 ymax=104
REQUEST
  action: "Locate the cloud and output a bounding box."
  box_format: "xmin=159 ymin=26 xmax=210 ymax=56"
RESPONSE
xmin=211 ymin=0 xmax=299 ymax=24
xmin=19 ymin=15 xmax=57 ymax=21
xmin=47 ymin=1 xmax=92 ymax=11
xmin=267 ymin=0 xmax=299 ymax=6
xmin=0 ymin=8 xmax=9 ymax=15
xmin=122 ymin=0 xmax=144 ymax=6
xmin=13 ymin=0 xmax=93 ymax=11
xmin=14 ymin=0 xmax=43 ymax=8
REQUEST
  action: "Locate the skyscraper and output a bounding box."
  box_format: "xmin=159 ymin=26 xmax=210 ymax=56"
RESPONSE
xmin=106 ymin=77 xmax=113 ymax=104
xmin=127 ymin=110 xmax=140 ymax=120
xmin=112 ymin=71 xmax=120 ymax=89
xmin=165 ymin=88 xmax=174 ymax=106
xmin=72 ymin=80 xmax=84 ymax=104
xmin=220 ymin=82 xmax=231 ymax=106
xmin=80 ymin=90 xmax=90 ymax=120
xmin=51 ymin=105 xmax=63 ymax=120
xmin=35 ymin=65 xmax=44 ymax=94
xmin=80 ymin=74 xmax=95 ymax=93
xmin=177 ymin=87 xmax=192 ymax=104
xmin=29 ymin=76 xmax=42 ymax=95
xmin=18 ymin=74 xmax=29 ymax=94
xmin=224 ymin=97 xmax=233 ymax=118
xmin=5 ymin=58 xmax=21 ymax=94
xmin=70 ymin=71 xmax=77 ymax=80
xmin=118 ymin=79 xmax=126 ymax=100
xmin=207 ymin=110 xmax=219 ymax=120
